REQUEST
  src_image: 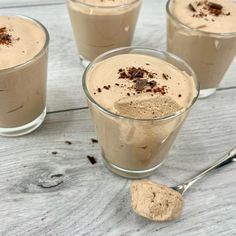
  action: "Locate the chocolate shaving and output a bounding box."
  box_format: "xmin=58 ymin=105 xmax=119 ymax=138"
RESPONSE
xmin=162 ymin=73 xmax=168 ymax=80
xmin=208 ymin=2 xmax=223 ymax=10
xmin=0 ymin=27 xmax=6 ymax=33
xmin=65 ymin=140 xmax=72 ymax=145
xmin=128 ymin=67 xmax=145 ymax=79
xmin=119 ymin=71 xmax=128 ymax=79
xmin=87 ymin=155 xmax=97 ymax=165
xmin=91 ymin=138 xmax=98 ymax=143
xmin=153 ymin=86 xmax=167 ymax=95
xmin=0 ymin=27 xmax=12 ymax=45
xmin=147 ymin=80 xmax=157 ymax=88
xmin=207 ymin=2 xmax=223 ymax=16
xmin=135 ymin=79 xmax=148 ymax=91
xmin=188 ymin=3 xmax=196 ymax=12
xmin=118 ymin=67 xmax=148 ymax=80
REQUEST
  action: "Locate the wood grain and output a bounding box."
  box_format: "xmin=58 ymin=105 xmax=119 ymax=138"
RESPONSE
xmin=0 ymin=88 xmax=236 ymax=236
xmin=0 ymin=0 xmax=235 ymax=112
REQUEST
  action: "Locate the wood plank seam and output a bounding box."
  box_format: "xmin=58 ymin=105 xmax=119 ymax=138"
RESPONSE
xmin=0 ymin=2 xmax=64 ymax=10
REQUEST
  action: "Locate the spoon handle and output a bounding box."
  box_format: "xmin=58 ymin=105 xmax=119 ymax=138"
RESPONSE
xmin=179 ymin=147 xmax=236 ymax=194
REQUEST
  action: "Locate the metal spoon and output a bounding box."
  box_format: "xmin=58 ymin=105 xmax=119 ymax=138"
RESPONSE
xmin=172 ymin=147 xmax=236 ymax=195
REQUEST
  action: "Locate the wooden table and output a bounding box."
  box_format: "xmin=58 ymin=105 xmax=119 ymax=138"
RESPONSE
xmin=1 ymin=0 xmax=236 ymax=235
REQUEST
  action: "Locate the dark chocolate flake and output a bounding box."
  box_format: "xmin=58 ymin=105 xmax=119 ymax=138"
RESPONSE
xmin=162 ymin=73 xmax=168 ymax=80
xmin=148 ymin=80 xmax=157 ymax=88
xmin=135 ymin=79 xmax=148 ymax=91
xmin=208 ymin=2 xmax=223 ymax=10
xmin=65 ymin=140 xmax=72 ymax=145
xmin=91 ymin=138 xmax=98 ymax=143
xmin=188 ymin=3 xmax=196 ymax=12
xmin=87 ymin=155 xmax=97 ymax=165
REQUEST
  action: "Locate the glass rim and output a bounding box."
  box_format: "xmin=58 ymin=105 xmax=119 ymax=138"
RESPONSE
xmin=166 ymin=0 xmax=236 ymax=38
xmin=67 ymin=0 xmax=141 ymax=9
xmin=0 ymin=15 xmax=50 ymax=73
xmin=82 ymin=46 xmax=200 ymax=122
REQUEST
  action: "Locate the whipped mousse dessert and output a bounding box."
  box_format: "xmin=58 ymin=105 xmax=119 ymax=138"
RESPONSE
xmin=67 ymin=0 xmax=142 ymax=65
xmin=83 ymin=48 xmax=198 ymax=178
xmin=131 ymin=180 xmax=183 ymax=221
xmin=0 ymin=16 xmax=49 ymax=136
xmin=167 ymin=0 xmax=236 ymax=97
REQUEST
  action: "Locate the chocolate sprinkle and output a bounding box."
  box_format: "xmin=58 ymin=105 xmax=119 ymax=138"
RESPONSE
xmin=103 ymin=85 xmax=111 ymax=90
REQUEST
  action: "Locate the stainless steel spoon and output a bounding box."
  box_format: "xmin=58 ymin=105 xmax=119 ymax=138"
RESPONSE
xmin=172 ymin=147 xmax=236 ymax=195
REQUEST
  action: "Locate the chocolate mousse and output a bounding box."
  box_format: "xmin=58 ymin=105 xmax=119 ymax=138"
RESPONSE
xmin=0 ymin=16 xmax=49 ymax=136
xmin=167 ymin=0 xmax=236 ymax=97
xmin=83 ymin=51 xmax=198 ymax=177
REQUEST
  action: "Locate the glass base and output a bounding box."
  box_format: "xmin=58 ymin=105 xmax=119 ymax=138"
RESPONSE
xmin=79 ymin=55 xmax=91 ymax=68
xmin=103 ymin=157 xmax=165 ymax=179
xmin=0 ymin=108 xmax=46 ymax=137
xmin=199 ymin=88 xmax=216 ymax=98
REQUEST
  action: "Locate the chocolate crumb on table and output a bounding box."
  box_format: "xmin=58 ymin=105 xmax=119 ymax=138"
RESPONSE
xmin=65 ymin=140 xmax=72 ymax=145
xmin=87 ymin=155 xmax=97 ymax=165
xmin=91 ymin=138 xmax=98 ymax=143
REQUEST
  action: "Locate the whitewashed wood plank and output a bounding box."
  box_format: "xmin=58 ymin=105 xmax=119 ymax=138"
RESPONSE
xmin=1 ymin=1 xmax=235 ymax=112
xmin=0 ymin=89 xmax=235 ymax=236
xmin=0 ymin=0 xmax=63 ymax=8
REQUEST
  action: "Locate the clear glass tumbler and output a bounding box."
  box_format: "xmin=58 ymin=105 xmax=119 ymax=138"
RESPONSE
xmin=66 ymin=0 xmax=142 ymax=67
xmin=166 ymin=0 xmax=236 ymax=98
xmin=0 ymin=15 xmax=49 ymax=137
xmin=83 ymin=47 xmax=199 ymax=178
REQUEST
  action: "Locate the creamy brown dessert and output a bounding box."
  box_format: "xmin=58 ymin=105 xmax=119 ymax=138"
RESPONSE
xmin=167 ymin=0 xmax=236 ymax=97
xmin=67 ymin=0 xmax=141 ymax=62
xmin=0 ymin=16 xmax=48 ymax=135
xmin=131 ymin=180 xmax=183 ymax=221
xmin=84 ymin=52 xmax=198 ymax=177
